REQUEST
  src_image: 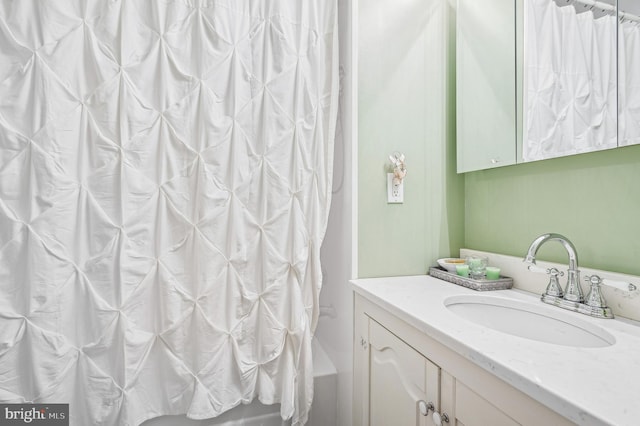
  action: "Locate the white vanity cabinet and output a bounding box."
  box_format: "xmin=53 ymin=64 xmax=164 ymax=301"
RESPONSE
xmin=364 ymin=317 xmax=440 ymax=426
xmin=353 ymin=293 xmax=574 ymax=426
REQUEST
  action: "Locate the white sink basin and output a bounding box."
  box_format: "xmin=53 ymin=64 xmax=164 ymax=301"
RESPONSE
xmin=445 ymin=295 xmax=615 ymax=348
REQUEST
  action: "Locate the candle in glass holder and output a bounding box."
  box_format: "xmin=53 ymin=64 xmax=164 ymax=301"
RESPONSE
xmin=466 ymin=256 xmax=488 ymax=279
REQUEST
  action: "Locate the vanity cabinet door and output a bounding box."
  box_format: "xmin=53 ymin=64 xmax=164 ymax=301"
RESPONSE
xmin=366 ymin=318 xmax=440 ymax=426
xmin=353 ymin=294 xmax=575 ymax=426
xmin=441 ymin=371 xmax=519 ymax=426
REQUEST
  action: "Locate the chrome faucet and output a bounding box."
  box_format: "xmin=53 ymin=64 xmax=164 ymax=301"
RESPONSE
xmin=523 ymin=233 xmax=583 ymax=302
xmin=524 ymin=233 xmax=614 ymax=319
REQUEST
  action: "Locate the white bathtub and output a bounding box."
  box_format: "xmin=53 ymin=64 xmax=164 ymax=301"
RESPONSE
xmin=141 ymin=339 xmax=337 ymax=426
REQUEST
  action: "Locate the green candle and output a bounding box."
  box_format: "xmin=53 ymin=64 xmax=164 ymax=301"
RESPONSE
xmin=456 ymin=264 xmax=470 ymax=277
xmin=485 ymin=266 xmax=501 ymax=280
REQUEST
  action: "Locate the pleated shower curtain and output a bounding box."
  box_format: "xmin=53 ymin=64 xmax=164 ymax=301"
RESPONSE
xmin=0 ymin=1 xmax=338 ymax=425
xmin=523 ymin=0 xmax=617 ymax=160
xmin=619 ymin=17 xmax=640 ymax=147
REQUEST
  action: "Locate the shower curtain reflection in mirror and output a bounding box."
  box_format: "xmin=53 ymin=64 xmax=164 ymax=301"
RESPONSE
xmin=618 ymin=2 xmax=640 ymax=147
xmin=523 ymin=0 xmax=618 ymax=161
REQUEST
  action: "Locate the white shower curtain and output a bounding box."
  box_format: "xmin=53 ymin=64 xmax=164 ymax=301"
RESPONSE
xmin=523 ymin=0 xmax=617 ymax=161
xmin=0 ymin=1 xmax=338 ymax=425
xmin=619 ymin=18 xmax=640 ymax=146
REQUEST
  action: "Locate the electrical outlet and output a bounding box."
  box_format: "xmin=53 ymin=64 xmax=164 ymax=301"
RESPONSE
xmin=387 ymin=173 xmax=404 ymax=203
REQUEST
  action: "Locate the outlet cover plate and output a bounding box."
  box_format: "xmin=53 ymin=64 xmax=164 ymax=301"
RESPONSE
xmin=387 ymin=173 xmax=404 ymax=203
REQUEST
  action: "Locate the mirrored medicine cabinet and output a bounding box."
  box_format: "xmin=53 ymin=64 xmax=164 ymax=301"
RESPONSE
xmin=457 ymin=0 xmax=640 ymax=173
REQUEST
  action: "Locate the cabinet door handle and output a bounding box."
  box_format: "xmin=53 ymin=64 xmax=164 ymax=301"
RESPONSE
xmin=360 ymin=337 xmax=368 ymax=350
xmin=418 ymin=401 xmax=435 ymax=416
xmin=432 ymin=411 xmax=450 ymax=425
xmin=418 ymin=400 xmax=428 ymax=416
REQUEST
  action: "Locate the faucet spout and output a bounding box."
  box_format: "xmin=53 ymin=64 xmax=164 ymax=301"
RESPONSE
xmin=524 ymin=233 xmax=583 ymax=302
xmin=523 ymin=233 xmax=579 ymax=271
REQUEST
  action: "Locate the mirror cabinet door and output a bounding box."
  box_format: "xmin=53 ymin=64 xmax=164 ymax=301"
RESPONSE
xmin=521 ymin=0 xmax=617 ymax=162
xmin=457 ymin=0 xmax=627 ymax=173
xmin=618 ymin=0 xmax=640 ymax=147
xmin=456 ymin=0 xmax=517 ymax=173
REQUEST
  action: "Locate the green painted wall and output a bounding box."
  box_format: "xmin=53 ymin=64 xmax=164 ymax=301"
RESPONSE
xmin=357 ymin=0 xmax=640 ymax=279
xmin=358 ymin=0 xmax=464 ymax=278
xmin=464 ymin=144 xmax=640 ymax=276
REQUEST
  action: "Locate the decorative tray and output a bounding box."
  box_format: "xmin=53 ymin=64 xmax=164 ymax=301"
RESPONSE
xmin=428 ymin=267 xmax=513 ymax=291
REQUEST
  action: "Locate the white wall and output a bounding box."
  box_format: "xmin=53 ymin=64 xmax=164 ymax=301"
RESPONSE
xmin=356 ymin=0 xmax=464 ymax=279
xmin=316 ymin=0 xmax=355 ymax=425
xmin=620 ymin=0 xmax=640 ymax=16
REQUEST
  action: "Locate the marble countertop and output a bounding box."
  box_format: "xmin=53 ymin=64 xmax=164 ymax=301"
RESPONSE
xmin=351 ymin=275 xmax=640 ymax=426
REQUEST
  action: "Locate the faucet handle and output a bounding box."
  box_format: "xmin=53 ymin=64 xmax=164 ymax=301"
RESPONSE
xmin=585 ymin=275 xmax=602 ymax=284
xmin=527 ymin=265 xmax=565 ymax=277
xmin=584 ymin=275 xmax=608 ymax=308
xmin=548 ymin=267 xmax=564 ymax=277
xmin=528 ymin=265 xmax=565 ymax=297
xmin=544 ymin=268 xmax=564 ymax=297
